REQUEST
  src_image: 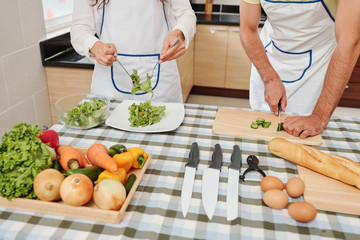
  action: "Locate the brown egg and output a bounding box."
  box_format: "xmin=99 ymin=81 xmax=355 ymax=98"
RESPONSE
xmin=260 ymin=176 xmax=284 ymax=192
xmin=286 ymin=177 xmax=305 ymax=198
xmin=263 ymin=189 xmax=288 ymax=209
xmin=288 ymin=202 xmax=317 ymax=223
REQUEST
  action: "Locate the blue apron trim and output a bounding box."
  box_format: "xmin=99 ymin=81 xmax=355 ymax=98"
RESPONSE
xmin=100 ymin=1 xmax=106 ymax=36
xmin=265 ymin=40 xmax=312 ymax=83
xmin=111 ymin=53 xmax=160 ymax=95
xmin=162 ymin=1 xmax=170 ymax=31
xmin=320 ymin=0 xmax=335 ymax=22
xmin=263 ymin=0 xmax=334 ymax=22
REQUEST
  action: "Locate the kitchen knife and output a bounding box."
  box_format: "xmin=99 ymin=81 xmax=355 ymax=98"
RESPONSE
xmin=181 ymin=142 xmax=200 ymax=217
xmin=202 ymin=144 xmax=223 ymax=220
xmin=226 ymin=145 xmax=242 ymax=221
xmin=277 ymin=101 xmax=283 ymax=131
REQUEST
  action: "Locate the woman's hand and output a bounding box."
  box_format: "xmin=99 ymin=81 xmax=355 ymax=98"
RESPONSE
xmin=90 ymin=41 xmax=117 ymax=66
xmin=159 ymin=30 xmax=185 ymax=64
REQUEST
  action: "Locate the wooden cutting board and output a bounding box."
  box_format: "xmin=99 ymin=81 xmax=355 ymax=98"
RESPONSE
xmin=212 ymin=108 xmax=322 ymax=146
xmin=297 ymin=165 xmax=360 ymax=215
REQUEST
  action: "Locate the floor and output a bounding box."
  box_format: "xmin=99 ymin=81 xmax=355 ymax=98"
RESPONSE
xmin=186 ymin=94 xmax=360 ymax=118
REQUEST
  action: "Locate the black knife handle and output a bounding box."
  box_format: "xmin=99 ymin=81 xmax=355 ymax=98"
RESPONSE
xmin=278 ymin=101 xmax=282 ymax=113
xmin=185 ymin=142 xmax=200 ymax=168
xmin=229 ymin=145 xmax=242 ymax=170
xmin=209 ymin=144 xmax=222 ymax=170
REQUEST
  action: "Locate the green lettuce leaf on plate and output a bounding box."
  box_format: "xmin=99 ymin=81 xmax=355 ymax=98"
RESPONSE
xmin=128 ymin=101 xmax=166 ymax=127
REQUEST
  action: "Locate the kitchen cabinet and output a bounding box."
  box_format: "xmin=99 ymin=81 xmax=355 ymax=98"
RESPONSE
xmin=176 ymin=39 xmax=194 ymax=102
xmin=225 ymin=26 xmax=253 ymax=90
xmin=194 ymin=25 xmax=228 ymax=88
xmin=194 ymin=24 xmax=256 ymax=91
xmin=339 ymin=56 xmax=360 ymax=108
xmin=45 ymin=67 xmax=92 ymax=124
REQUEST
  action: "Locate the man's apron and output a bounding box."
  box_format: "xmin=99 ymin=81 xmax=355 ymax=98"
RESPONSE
xmin=91 ymin=0 xmax=182 ymax=103
xmin=250 ymin=0 xmax=337 ymax=114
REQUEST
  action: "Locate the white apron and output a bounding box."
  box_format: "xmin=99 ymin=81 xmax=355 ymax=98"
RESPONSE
xmin=249 ymin=0 xmax=337 ymax=114
xmin=91 ymin=0 xmax=182 ymax=103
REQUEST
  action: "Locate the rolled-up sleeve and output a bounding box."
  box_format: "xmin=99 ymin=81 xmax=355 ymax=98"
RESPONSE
xmin=70 ymin=0 xmax=100 ymax=58
xmin=170 ymin=0 xmax=197 ymax=48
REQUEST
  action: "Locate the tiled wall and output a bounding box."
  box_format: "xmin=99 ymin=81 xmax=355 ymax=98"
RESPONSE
xmin=0 ymin=0 xmax=52 ymax=138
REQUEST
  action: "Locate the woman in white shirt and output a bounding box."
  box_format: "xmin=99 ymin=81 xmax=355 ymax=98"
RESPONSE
xmin=71 ymin=0 xmax=196 ymax=102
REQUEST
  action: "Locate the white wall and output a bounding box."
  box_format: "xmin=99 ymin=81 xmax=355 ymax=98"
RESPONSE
xmin=0 ymin=0 xmax=52 ymax=138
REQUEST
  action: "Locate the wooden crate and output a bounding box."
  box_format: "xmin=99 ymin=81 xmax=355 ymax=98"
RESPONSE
xmin=0 ymin=147 xmax=152 ymax=224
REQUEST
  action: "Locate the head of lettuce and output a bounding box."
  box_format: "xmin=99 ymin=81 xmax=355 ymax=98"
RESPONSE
xmin=0 ymin=123 xmax=54 ymax=200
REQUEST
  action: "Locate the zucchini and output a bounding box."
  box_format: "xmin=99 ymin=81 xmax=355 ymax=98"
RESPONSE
xmin=52 ymin=159 xmax=62 ymax=171
xmin=256 ymin=118 xmax=265 ymax=124
xmin=66 ymin=166 xmax=103 ymax=182
xmin=108 ymin=144 xmax=127 ymax=156
xmin=124 ymin=174 xmax=137 ymax=195
xmin=251 ymin=122 xmax=259 ymax=129
xmin=262 ymin=121 xmax=271 ymax=128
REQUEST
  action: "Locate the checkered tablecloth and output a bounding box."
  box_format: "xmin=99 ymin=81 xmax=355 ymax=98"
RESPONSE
xmin=1 ymin=100 xmax=360 ymax=240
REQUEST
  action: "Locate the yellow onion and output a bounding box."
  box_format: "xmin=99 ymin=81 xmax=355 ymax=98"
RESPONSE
xmin=60 ymin=174 xmax=93 ymax=206
xmin=93 ymin=179 xmax=126 ymax=210
xmin=33 ymin=169 xmax=65 ymax=201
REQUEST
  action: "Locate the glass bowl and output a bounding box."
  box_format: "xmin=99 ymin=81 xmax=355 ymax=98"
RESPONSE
xmin=55 ymin=93 xmax=110 ymax=130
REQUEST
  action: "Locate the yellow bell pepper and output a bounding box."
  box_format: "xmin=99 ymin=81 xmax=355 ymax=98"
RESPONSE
xmin=127 ymin=147 xmax=148 ymax=169
xmin=96 ymin=168 xmax=127 ymax=184
xmin=113 ymin=152 xmax=134 ymax=172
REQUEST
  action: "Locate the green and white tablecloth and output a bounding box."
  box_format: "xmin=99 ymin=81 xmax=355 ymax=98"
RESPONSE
xmin=1 ymin=100 xmax=360 ymax=240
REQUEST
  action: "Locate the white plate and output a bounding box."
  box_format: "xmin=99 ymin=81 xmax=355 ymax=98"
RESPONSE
xmin=105 ymin=100 xmax=185 ymax=133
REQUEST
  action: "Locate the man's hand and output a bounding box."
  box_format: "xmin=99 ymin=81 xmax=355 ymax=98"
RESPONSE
xmin=90 ymin=41 xmax=117 ymax=66
xmin=264 ymin=75 xmax=287 ymax=115
xmin=282 ymin=114 xmax=328 ymax=139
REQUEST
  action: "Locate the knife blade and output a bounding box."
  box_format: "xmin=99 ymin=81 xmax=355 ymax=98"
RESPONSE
xmin=202 ymin=144 xmax=223 ymax=220
xmin=226 ymin=145 xmax=242 ymax=221
xmin=278 ymin=101 xmax=281 ymax=125
xmin=181 ymin=142 xmax=200 ymax=217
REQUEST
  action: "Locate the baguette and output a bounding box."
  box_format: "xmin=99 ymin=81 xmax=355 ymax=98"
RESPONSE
xmin=268 ymin=137 xmax=360 ymax=189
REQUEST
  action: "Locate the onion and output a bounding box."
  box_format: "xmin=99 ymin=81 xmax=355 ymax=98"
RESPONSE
xmin=33 ymin=169 xmax=65 ymax=201
xmin=60 ymin=173 xmax=93 ymax=206
xmin=93 ymin=179 xmax=126 ymax=210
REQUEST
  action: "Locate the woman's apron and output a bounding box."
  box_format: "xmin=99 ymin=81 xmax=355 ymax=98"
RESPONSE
xmin=249 ymin=0 xmax=337 ymax=114
xmin=91 ymin=0 xmax=182 ymax=103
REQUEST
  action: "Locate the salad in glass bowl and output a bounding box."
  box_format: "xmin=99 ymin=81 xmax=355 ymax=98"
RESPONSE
xmin=55 ymin=93 xmax=110 ymax=129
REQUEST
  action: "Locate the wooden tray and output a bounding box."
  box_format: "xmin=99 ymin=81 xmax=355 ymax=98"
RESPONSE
xmin=298 ymin=165 xmax=360 ymax=215
xmin=212 ymin=108 xmax=322 ymax=146
xmin=0 ymin=147 xmax=152 ymax=224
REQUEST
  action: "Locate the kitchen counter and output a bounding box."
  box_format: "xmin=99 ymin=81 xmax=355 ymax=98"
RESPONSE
xmin=40 ymin=32 xmax=94 ymax=69
xmin=1 ymin=101 xmax=359 ymax=239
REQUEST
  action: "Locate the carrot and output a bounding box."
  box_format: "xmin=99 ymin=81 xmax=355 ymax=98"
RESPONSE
xmin=57 ymin=145 xmax=88 ymax=171
xmin=86 ymin=143 xmax=118 ymax=172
